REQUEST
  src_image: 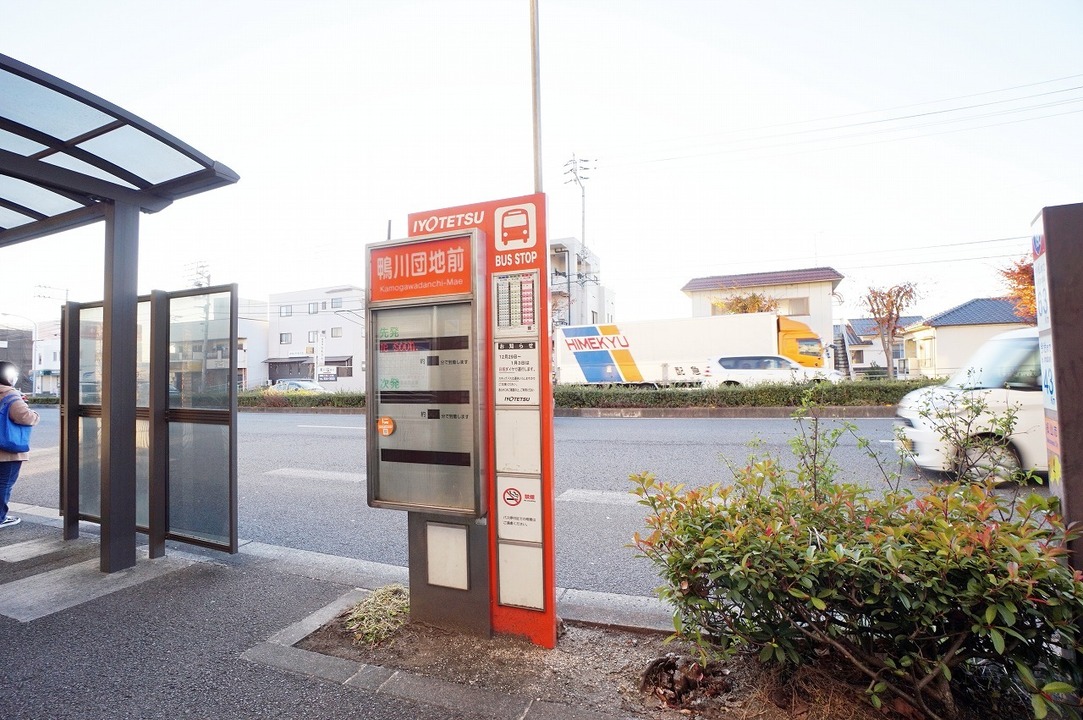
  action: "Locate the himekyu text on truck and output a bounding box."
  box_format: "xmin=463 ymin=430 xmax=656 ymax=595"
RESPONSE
xmin=554 ymin=313 xmax=824 ymax=387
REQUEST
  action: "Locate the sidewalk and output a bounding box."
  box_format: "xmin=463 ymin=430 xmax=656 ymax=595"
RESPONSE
xmin=0 ymin=503 xmax=670 ymax=720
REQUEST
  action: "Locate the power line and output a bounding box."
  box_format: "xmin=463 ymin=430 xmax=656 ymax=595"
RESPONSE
xmin=592 ymin=73 xmax=1083 ymax=159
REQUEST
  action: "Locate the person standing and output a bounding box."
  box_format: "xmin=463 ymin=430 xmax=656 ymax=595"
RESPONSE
xmin=0 ymin=361 xmax=39 ymax=529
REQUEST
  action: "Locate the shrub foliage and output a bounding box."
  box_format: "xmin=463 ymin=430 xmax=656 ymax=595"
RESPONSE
xmin=632 ymin=408 xmax=1083 ymax=720
xmin=555 ymin=379 xmax=936 ymax=409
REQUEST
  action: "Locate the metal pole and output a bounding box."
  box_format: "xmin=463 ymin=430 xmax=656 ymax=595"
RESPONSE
xmin=580 ymin=183 xmax=586 ymax=254
xmin=530 ymin=0 xmax=543 ymax=193
xmin=101 ymin=200 xmax=139 ymax=573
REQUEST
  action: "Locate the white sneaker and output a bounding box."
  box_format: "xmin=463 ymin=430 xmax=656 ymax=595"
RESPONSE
xmin=0 ymin=516 xmax=20 ymax=529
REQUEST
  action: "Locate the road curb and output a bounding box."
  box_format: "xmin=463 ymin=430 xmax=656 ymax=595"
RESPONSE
xmin=557 ymin=406 xmax=897 ymax=419
xmin=244 ymin=588 xmax=636 ymax=720
xmin=234 ymin=406 xmax=899 ymax=418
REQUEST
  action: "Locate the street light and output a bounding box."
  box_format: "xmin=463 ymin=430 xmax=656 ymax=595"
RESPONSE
xmin=0 ymin=313 xmax=37 ymax=395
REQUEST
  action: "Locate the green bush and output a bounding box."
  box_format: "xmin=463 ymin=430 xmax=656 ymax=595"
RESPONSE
xmin=237 ymin=390 xmax=365 ymax=409
xmin=631 ymin=409 xmax=1083 ymax=720
xmin=554 ymin=379 xmax=936 ymax=409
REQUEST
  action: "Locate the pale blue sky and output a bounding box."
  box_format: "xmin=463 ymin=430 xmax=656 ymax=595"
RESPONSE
xmin=2 ymin=0 xmax=1081 ymax=324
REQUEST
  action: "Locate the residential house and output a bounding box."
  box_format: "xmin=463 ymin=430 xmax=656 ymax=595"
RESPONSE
xmin=681 ymin=267 xmax=844 ymax=359
xmin=836 ymin=315 xmax=922 ymax=379
xmin=901 ymin=297 xmax=1032 ymax=379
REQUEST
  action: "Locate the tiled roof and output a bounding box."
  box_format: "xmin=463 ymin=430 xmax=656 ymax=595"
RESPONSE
xmin=921 ymin=297 xmax=1031 ymax=327
xmin=681 ymin=267 xmax=844 ymax=294
xmin=849 ymin=315 xmax=923 ymax=338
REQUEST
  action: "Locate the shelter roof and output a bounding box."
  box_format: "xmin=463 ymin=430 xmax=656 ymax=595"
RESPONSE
xmin=0 ymin=53 xmax=238 ymax=247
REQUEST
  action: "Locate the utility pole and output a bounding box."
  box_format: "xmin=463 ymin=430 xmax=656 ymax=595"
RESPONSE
xmin=563 ymin=154 xmax=592 ymax=255
xmin=530 ymin=0 xmax=543 ymax=193
xmin=0 ymin=313 xmax=37 ymax=395
xmin=186 ymin=260 xmax=211 ymax=288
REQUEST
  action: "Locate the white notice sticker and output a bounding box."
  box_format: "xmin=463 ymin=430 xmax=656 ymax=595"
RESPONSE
xmin=495 ymin=341 xmax=540 ymax=405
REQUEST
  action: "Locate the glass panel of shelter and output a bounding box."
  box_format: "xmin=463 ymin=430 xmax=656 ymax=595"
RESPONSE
xmin=65 ymin=288 xmax=237 ymax=553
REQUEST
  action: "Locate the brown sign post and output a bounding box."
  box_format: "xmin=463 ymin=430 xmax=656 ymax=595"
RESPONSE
xmin=1032 ymin=202 xmax=1083 ymax=563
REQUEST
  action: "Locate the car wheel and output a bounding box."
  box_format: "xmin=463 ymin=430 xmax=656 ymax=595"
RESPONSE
xmin=956 ymin=437 xmax=1022 ymax=485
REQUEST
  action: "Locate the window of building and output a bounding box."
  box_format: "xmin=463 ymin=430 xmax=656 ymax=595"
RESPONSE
xmin=852 ymin=350 xmax=865 ymax=364
xmin=331 ymin=327 xmax=343 ymax=338
xmin=308 ymin=331 xmax=318 ymax=343
xmin=279 ymin=333 xmax=291 ymax=344
xmin=331 ymin=297 xmax=342 ymax=309
xmin=308 ymin=302 xmax=318 ymax=315
xmin=784 ymin=297 xmax=809 ymax=316
xmin=279 ymin=305 xmax=292 ymax=317
xmin=329 ymin=358 xmax=353 ymax=377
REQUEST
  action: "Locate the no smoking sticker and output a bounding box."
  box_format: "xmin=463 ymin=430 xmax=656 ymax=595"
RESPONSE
xmin=496 ymin=475 xmax=541 ymax=543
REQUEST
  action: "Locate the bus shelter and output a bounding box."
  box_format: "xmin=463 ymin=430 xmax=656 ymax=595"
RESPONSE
xmin=0 ymin=53 xmax=239 ymax=572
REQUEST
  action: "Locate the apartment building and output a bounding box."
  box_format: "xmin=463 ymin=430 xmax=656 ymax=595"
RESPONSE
xmin=266 ymin=285 xmax=365 ymax=391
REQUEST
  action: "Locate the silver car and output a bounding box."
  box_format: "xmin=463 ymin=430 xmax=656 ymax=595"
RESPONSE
xmin=269 ymin=379 xmax=328 ymax=393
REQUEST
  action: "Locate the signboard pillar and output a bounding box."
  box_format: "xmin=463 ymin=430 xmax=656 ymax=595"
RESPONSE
xmin=1032 ymin=202 xmax=1083 ymax=563
xmin=408 ymin=193 xmax=557 ymax=648
xmin=365 ymin=230 xmax=491 ymax=636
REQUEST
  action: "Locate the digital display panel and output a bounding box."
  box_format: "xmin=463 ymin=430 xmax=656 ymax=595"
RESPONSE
xmin=370 ymin=302 xmax=477 ymax=513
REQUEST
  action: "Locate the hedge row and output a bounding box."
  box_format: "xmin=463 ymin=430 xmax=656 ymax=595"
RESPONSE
xmin=552 ymin=379 xmax=937 ymax=409
xmin=29 ymin=379 xmax=939 ymax=410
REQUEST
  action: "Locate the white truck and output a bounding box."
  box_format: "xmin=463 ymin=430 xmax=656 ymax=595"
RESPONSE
xmin=554 ymin=313 xmax=825 ymax=387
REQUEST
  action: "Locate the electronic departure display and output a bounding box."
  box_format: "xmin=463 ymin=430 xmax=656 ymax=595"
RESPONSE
xmin=369 ymin=302 xmax=478 ymax=514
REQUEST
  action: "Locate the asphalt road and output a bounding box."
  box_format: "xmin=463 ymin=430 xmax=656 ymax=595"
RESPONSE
xmin=14 ymin=408 xmax=918 ymax=598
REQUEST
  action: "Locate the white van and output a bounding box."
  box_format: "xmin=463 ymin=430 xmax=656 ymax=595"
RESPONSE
xmin=703 ymin=354 xmax=842 ymax=387
xmin=895 ymin=327 xmax=1044 ymax=478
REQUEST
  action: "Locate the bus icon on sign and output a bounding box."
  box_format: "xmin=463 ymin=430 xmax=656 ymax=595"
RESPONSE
xmin=496 ymin=204 xmax=536 ymax=250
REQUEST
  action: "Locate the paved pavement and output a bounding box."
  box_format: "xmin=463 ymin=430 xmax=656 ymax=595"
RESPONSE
xmin=0 ymin=502 xmax=671 ymax=720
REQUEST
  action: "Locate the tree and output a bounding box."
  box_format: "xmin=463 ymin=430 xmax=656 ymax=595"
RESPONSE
xmin=712 ymin=290 xmax=779 ymax=314
xmin=862 ymin=283 xmax=918 ymax=380
xmin=998 ymin=256 xmax=1036 ymax=323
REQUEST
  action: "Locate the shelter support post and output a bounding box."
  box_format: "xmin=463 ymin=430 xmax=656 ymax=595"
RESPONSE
xmin=148 ymin=291 xmax=169 ymax=558
xmin=100 ymin=201 xmax=139 ymax=573
xmin=60 ymin=301 xmax=80 ymax=540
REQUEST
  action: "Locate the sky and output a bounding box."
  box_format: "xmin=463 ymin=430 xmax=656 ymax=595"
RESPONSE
xmin=2 ymin=0 xmax=1082 ymax=330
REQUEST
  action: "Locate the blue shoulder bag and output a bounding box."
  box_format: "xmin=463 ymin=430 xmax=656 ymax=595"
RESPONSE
xmin=0 ymin=394 xmax=31 ymax=453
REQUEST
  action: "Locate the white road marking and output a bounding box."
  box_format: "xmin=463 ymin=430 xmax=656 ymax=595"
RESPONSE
xmin=557 ymin=489 xmax=641 ymax=506
xmin=264 ymin=468 xmax=366 ymax=483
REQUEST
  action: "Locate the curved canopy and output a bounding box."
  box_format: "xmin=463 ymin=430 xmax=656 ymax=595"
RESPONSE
xmin=0 ymin=53 xmax=238 ymax=247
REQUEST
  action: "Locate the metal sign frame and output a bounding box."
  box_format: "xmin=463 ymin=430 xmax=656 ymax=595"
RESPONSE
xmin=365 ymin=230 xmax=489 ymax=517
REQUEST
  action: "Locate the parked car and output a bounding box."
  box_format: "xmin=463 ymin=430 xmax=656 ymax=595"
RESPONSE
xmin=894 ymin=327 xmax=1043 ymax=480
xmin=269 ymin=379 xmax=328 ymax=393
xmin=702 ymin=354 xmax=842 ymax=387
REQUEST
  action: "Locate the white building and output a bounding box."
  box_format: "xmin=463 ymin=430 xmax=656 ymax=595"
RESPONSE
xmin=549 ymin=237 xmax=614 ymax=327
xmin=266 ymin=285 xmax=365 ymax=391
xmin=681 ymin=267 xmax=843 ymax=354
